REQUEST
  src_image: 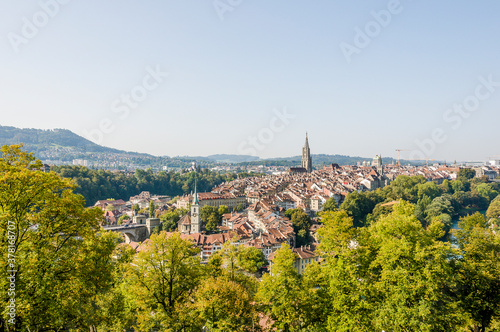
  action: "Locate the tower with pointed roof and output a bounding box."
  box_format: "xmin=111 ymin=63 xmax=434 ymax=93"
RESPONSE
xmin=301 ymin=133 xmax=312 ymax=173
xmin=372 ymin=154 xmax=383 ymax=175
xmin=190 ymin=178 xmax=201 ymax=233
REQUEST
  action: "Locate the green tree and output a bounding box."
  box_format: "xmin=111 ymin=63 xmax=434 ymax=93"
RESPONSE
xmin=235 ymin=203 xmax=245 ymax=212
xmin=289 ymin=209 xmax=312 ymax=246
xmin=195 ymin=276 xmax=256 ymax=331
xmin=440 ymin=179 xmax=454 ymax=194
xmin=458 ymin=168 xmax=476 ymax=180
xmin=237 ymin=245 xmax=267 ymax=274
xmin=453 ymin=179 xmax=470 ymax=193
xmin=258 ymin=243 xmax=301 ymax=332
xmin=218 ymin=205 xmax=229 ymax=216
xmin=430 ymin=213 xmax=453 ymax=233
xmin=384 ymin=175 xmax=427 ymax=203
xmin=160 ymin=208 xmax=187 ymax=232
xmin=417 ymin=181 xmax=443 ymax=200
xmin=415 ymin=194 xmax=432 ymax=226
xmin=299 ymin=261 xmax=331 ymax=330
xmin=132 ymin=203 xmax=140 ymax=214
xmin=426 ymin=195 xmax=455 ymax=218
xmin=93 ymin=242 xmax=136 ymax=331
xmin=453 ymin=213 xmax=500 ymax=332
xmin=317 ymin=210 xmax=356 ymax=257
xmin=284 ymin=208 xmax=300 ymax=220
xmin=453 ymin=190 xmax=472 ymax=208
xmin=322 ymin=197 xmax=339 ymax=212
xmin=368 ymin=202 xmax=394 ymax=223
xmin=148 ymin=200 xmax=156 ymax=218
xmin=72 ymin=232 xmax=136 ymax=330
xmin=475 ymin=183 xmax=499 ymax=203
xmin=486 ymin=199 xmax=500 ymax=220
xmin=368 ymin=202 xmax=460 ymax=331
xmin=340 ymin=190 xmax=383 ymax=227
xmin=124 ymin=232 xmax=203 ymax=331
xmin=201 ymin=205 xmax=222 ymax=232
xmin=0 ymin=145 xmax=121 ymax=330
xmin=212 ymin=241 xmax=266 ymax=282
xmin=117 ymin=214 xmax=130 ymax=225
xmin=322 ymin=202 xmax=461 ymax=331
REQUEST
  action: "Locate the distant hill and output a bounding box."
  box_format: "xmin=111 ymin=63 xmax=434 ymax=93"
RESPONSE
xmin=0 ymin=126 xmax=143 ymax=155
xmin=239 ymin=154 xmax=410 ymax=167
xmin=181 ymin=154 xmax=260 ymax=163
xmin=0 ymin=126 xmax=421 ymax=168
xmin=0 ymin=126 xmax=163 ymax=167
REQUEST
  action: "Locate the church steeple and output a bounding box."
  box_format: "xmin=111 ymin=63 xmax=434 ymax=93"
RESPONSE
xmin=192 ymin=177 xmax=199 ymax=205
xmin=190 ymin=175 xmax=201 ymax=233
xmin=301 ymin=132 xmax=312 ymax=173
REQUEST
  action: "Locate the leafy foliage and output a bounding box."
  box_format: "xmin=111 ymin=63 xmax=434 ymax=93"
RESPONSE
xmin=257 ymin=243 xmax=302 ymax=331
xmin=322 ymin=197 xmax=339 ymax=212
xmin=3 ymin=145 xmax=500 ymax=331
xmin=201 ymin=205 xmax=222 ymax=232
xmin=124 ymin=232 xmax=203 ymax=331
xmin=52 ymin=166 xmax=238 ymax=206
xmin=0 ymin=145 xmax=128 ymax=330
xmin=285 ymin=209 xmax=313 ymax=246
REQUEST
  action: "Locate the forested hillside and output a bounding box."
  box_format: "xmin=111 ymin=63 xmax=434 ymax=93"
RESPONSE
xmin=52 ymin=166 xmax=244 ymax=205
xmin=0 ymin=126 xmax=124 ymax=154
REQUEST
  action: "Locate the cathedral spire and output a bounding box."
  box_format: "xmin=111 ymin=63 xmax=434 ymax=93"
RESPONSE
xmin=301 ymin=132 xmax=312 ymax=173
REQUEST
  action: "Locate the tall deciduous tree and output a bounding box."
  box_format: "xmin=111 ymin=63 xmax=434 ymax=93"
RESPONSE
xmin=217 ymin=205 xmax=229 ymax=216
xmin=458 ymin=168 xmax=476 ymax=180
xmin=0 ymin=145 xmax=120 ymax=330
xmin=322 ymin=202 xmax=461 ymax=331
xmin=486 ymin=199 xmax=500 ymax=220
xmin=201 ymin=205 xmax=221 ymax=232
xmin=417 ymin=181 xmax=443 ymax=201
xmin=475 ymin=183 xmax=499 ymax=203
xmin=258 ymin=243 xmax=301 ymax=332
xmin=289 ymin=209 xmax=312 ymax=246
xmin=124 ymin=232 xmax=203 ymax=331
xmin=322 ymin=198 xmax=339 ymax=212
xmin=368 ymin=202 xmax=460 ymax=331
xmin=195 ymin=276 xmax=255 ymax=331
xmin=317 ymin=210 xmax=356 ymax=258
xmin=453 ymin=213 xmax=500 ymax=332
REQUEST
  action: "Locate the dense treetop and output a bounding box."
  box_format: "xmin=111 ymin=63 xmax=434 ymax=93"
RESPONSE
xmin=2 ymin=144 xmax=500 ymax=331
xmin=51 ymin=166 xmax=243 ymax=206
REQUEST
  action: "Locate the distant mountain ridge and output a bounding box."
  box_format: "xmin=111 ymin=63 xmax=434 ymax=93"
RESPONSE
xmin=0 ymin=126 xmax=413 ymax=166
xmin=0 ymin=126 xmax=140 ymax=155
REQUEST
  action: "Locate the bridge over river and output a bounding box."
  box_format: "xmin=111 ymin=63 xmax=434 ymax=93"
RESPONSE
xmin=103 ymin=218 xmax=161 ymax=243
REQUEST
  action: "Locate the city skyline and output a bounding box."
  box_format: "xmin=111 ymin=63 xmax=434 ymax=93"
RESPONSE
xmin=1 ymin=1 xmax=499 ymax=161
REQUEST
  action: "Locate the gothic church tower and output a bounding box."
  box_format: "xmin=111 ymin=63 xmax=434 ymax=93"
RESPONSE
xmin=301 ymin=133 xmax=312 ymax=173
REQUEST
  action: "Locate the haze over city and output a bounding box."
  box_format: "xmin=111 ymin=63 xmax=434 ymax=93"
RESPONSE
xmin=1 ymin=1 xmax=499 ymax=161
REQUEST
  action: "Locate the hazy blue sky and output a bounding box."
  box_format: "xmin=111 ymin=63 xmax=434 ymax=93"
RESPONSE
xmin=1 ymin=1 xmax=499 ymax=161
